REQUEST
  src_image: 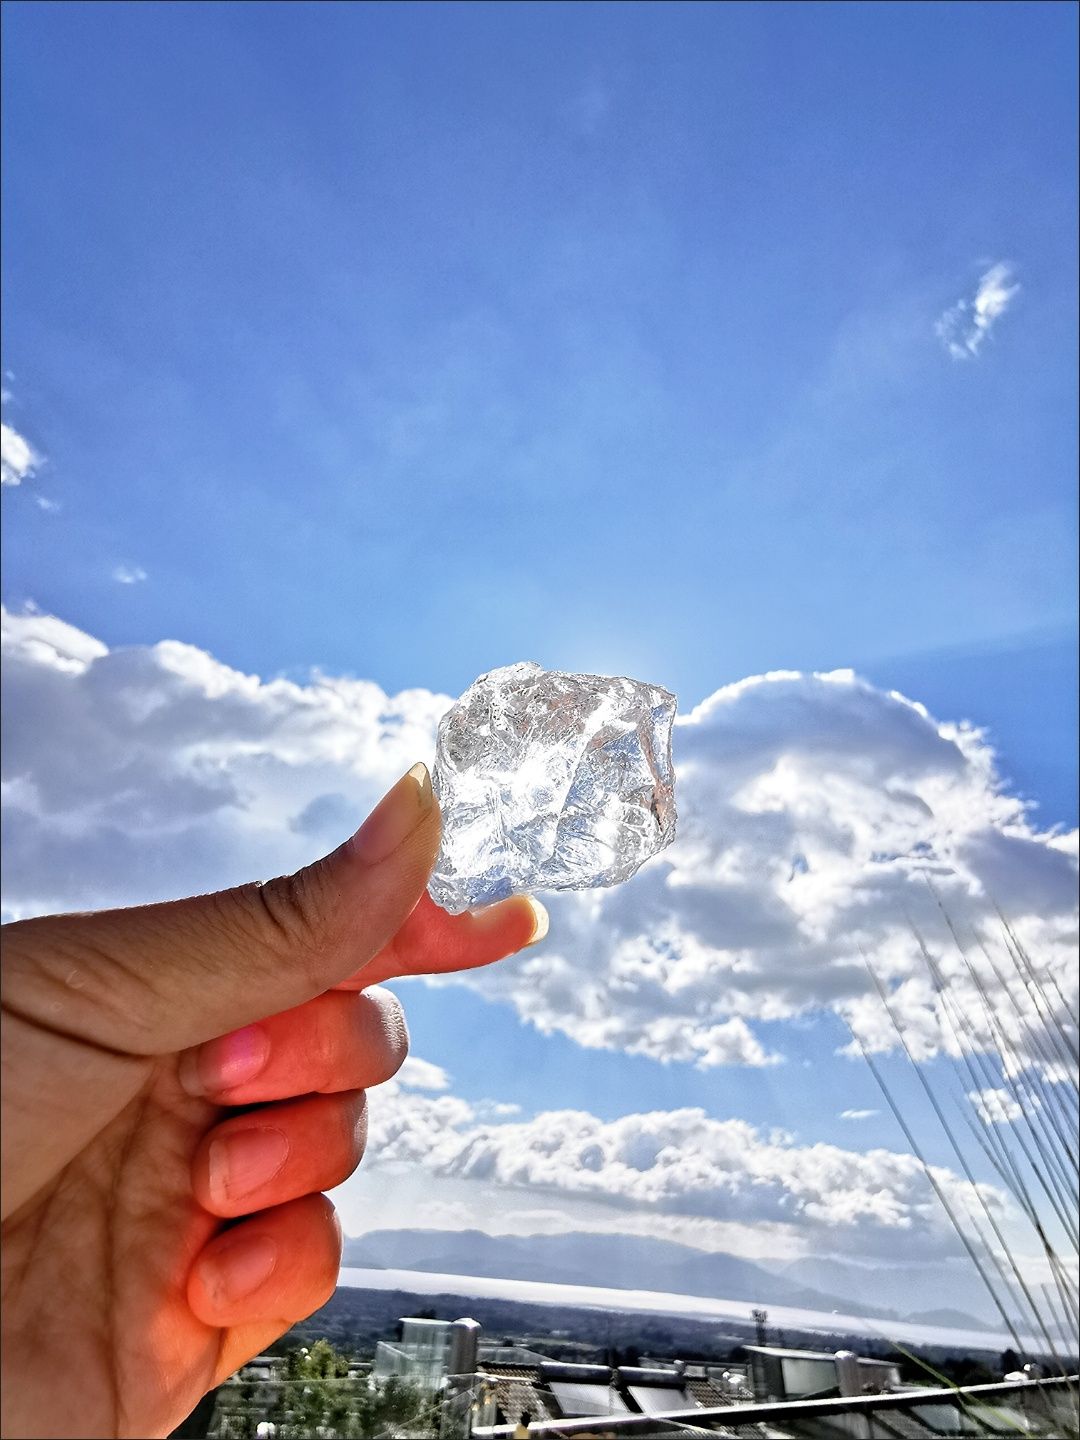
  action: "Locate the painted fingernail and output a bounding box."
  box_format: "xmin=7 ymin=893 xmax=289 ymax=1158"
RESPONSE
xmin=524 ymin=898 xmax=549 ymax=947
xmin=208 ymin=1127 xmax=290 ymax=1205
xmin=348 ymin=763 xmax=435 ymax=866
xmin=178 ymin=1024 xmax=270 ymax=1098
xmin=204 ymin=1233 xmax=278 ymax=1305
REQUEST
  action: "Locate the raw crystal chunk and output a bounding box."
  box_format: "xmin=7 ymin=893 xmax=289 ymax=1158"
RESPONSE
xmin=428 ymin=662 xmax=677 ymax=914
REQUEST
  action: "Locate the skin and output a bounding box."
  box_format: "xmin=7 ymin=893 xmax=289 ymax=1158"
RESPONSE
xmin=0 ymin=765 xmax=545 ymax=1440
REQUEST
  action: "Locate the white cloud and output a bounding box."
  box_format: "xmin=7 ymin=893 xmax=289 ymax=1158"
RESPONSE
xmin=1 ymin=420 xmax=39 ymax=487
xmin=397 ymin=1056 xmax=451 ymax=1092
xmin=0 ymin=605 xmax=452 ymax=914
xmin=935 ymin=263 xmax=1020 ymax=360
xmin=967 ymin=1087 xmax=1028 ymax=1126
xmin=1 ymin=608 xmax=1076 ymax=1076
xmin=475 ymin=671 xmax=1076 ymax=1072
xmin=361 ymin=1081 xmax=1007 ymax=1262
xmin=112 ymin=564 xmax=148 ymax=585
xmin=33 ymin=495 xmax=60 ymax=513
xmin=840 ymin=1109 xmax=880 ymax=1121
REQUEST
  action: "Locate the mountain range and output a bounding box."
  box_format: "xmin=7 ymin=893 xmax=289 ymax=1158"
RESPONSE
xmin=340 ymin=1228 xmax=993 ymax=1330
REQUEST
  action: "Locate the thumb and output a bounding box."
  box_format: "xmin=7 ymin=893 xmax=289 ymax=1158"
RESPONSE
xmin=2 ymin=764 xmax=440 ymax=1055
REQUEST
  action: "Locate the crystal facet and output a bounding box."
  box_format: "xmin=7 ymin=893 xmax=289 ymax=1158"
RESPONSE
xmin=428 ymin=662 xmax=677 ymax=914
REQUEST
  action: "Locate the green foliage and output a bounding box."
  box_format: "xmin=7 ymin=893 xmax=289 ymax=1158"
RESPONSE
xmin=273 ymin=1342 xmax=438 ymax=1440
xmin=212 ymin=1341 xmax=440 ymax=1439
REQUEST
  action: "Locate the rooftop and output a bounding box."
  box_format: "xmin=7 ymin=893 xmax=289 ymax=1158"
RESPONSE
xmin=742 ymin=1345 xmax=897 ymax=1366
xmin=472 ymin=1373 xmax=1079 ymax=1438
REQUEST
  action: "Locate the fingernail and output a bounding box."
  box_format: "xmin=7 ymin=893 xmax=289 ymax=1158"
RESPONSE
xmin=208 ymin=1127 xmax=290 ymax=1205
xmin=524 ymin=897 xmax=549 ymax=947
xmin=349 ymin=763 xmax=435 ymax=866
xmin=204 ymin=1233 xmax=278 ymax=1305
xmin=178 ymin=1024 xmax=270 ymax=1098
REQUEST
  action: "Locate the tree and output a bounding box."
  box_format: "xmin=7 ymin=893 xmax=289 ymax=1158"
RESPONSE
xmin=266 ymin=1341 xmax=438 ymax=1439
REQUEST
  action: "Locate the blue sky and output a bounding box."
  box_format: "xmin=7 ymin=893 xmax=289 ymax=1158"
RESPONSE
xmin=2 ymin=1 xmax=1077 ymax=1291
xmin=4 ymin=2 xmax=1077 ymax=747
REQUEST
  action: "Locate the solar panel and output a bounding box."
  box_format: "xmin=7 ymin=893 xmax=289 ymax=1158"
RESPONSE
xmin=627 ymin=1384 xmax=698 ymax=1414
xmin=549 ymin=1382 xmax=631 ymax=1417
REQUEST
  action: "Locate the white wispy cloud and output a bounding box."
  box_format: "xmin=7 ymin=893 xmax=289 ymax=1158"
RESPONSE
xmin=111 ymin=564 xmax=148 ymax=585
xmin=1 ymin=607 xmax=1075 ymax=1075
xmin=1 ymin=420 xmax=39 ymax=487
xmin=935 ymin=263 xmax=1020 ymax=360
xmin=33 ymin=495 xmax=61 ymax=513
xmin=840 ymin=1109 xmax=880 ymax=1121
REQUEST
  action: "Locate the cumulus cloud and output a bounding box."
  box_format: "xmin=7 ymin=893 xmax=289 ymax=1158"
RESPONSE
xmin=1 ymin=420 xmax=39 ymax=487
xmin=1 ymin=608 xmax=1076 ymax=1074
xmin=0 ymin=606 xmax=452 ymax=916
xmin=968 ymin=1087 xmax=1027 ymax=1126
xmin=481 ymin=671 xmax=1077 ymax=1072
xmin=397 ymin=1057 xmax=451 ymax=1092
xmin=935 ymin=263 xmax=1020 ymax=360
xmin=112 ymin=564 xmax=148 ymax=585
xmin=363 ymin=1080 xmax=1005 ymax=1261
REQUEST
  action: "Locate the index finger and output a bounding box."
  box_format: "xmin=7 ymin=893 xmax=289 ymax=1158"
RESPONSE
xmin=335 ymin=892 xmax=548 ymax=990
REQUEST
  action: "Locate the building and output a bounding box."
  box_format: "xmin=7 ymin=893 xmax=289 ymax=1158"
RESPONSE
xmin=473 ymin=1340 xmax=1075 ymax=1438
xmin=211 ymin=1320 xmax=1076 ymax=1439
xmin=370 ymin=1318 xmax=753 ymax=1430
xmin=374 ymin=1316 xmax=482 ymax=1391
xmin=475 ymin=1350 xmax=895 ymax=1429
xmin=472 ymin=1371 xmax=1080 ymax=1440
xmin=742 ymin=1343 xmax=902 ymax=1402
xmin=369 ymin=1315 xmax=1075 ymax=1437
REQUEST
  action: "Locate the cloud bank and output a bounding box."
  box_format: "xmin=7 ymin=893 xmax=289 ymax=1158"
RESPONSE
xmin=2 ymin=607 xmax=1076 ymax=1074
xmin=362 ymin=1074 xmax=1004 ymax=1262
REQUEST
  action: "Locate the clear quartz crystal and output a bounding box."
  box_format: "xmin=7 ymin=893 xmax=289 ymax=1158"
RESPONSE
xmin=428 ymin=661 xmax=677 ymax=914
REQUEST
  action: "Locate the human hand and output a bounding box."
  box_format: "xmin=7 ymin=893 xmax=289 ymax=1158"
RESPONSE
xmin=0 ymin=764 xmax=544 ymax=1439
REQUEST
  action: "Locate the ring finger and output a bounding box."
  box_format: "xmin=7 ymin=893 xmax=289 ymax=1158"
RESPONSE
xmin=191 ymin=1089 xmax=368 ymax=1219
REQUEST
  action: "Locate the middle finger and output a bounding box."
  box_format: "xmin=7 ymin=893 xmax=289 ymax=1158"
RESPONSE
xmin=177 ymin=987 xmax=408 ymax=1104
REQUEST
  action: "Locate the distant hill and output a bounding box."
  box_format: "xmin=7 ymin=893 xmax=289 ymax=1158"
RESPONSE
xmin=340 ymin=1228 xmax=900 ymax=1322
xmin=905 ymin=1308 xmax=994 ymax=1332
xmin=771 ymin=1255 xmax=995 ymax=1329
